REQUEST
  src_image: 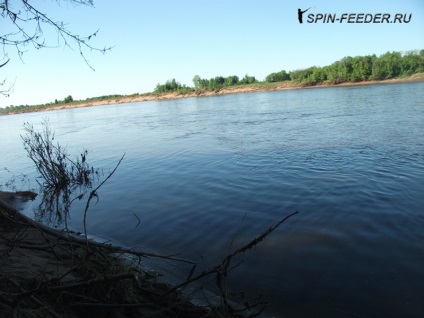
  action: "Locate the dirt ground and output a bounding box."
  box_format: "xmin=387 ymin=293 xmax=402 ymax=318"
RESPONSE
xmin=0 ymin=191 xmax=219 ymax=317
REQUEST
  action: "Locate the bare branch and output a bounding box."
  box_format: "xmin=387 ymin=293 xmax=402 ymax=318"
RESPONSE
xmin=0 ymin=59 xmax=10 ymax=68
xmin=159 ymin=210 xmax=299 ymax=299
xmin=82 ymin=153 xmax=125 ymax=243
xmin=1 ymin=0 xmax=112 ymax=70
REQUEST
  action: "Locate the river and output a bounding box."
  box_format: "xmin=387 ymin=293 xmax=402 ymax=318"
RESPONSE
xmin=1 ymin=82 xmax=423 ymax=317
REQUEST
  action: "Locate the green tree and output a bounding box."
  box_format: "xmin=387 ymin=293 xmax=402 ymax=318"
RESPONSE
xmin=371 ymin=51 xmax=402 ymax=80
xmin=326 ymin=61 xmax=347 ymax=84
xmin=192 ymin=75 xmax=201 ymax=89
xmin=64 ymin=95 xmax=73 ymax=103
xmin=199 ymin=78 xmax=210 ymax=89
xmin=239 ymin=74 xmax=257 ymax=85
xmin=289 ymin=67 xmax=314 ymax=83
xmin=225 ymin=75 xmax=239 ymax=86
xmin=325 ymin=57 xmax=353 ymax=84
xmin=265 ymin=70 xmax=290 ymax=83
xmin=210 ymin=76 xmax=225 ymax=89
xmin=154 ymin=79 xmax=192 ymax=93
xmin=400 ymin=50 xmax=424 ymax=75
xmin=307 ymin=67 xmax=327 ymax=84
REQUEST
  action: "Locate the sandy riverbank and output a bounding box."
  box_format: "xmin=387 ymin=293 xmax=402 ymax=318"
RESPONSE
xmin=2 ymin=75 xmax=423 ymax=115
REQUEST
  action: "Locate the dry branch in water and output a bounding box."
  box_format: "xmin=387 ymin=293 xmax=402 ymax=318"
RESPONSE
xmin=1 ymin=197 xmax=298 ymax=317
xmin=159 ymin=211 xmax=299 ymax=308
xmin=21 ymin=120 xmax=105 ymax=224
xmin=0 ymin=121 xmax=300 ymax=317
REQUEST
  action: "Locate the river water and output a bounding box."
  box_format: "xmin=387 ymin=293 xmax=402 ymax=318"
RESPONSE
xmin=1 ymin=82 xmax=424 ymax=317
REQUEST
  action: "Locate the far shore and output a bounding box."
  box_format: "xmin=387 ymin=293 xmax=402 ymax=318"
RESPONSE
xmin=2 ymin=75 xmax=424 ymax=116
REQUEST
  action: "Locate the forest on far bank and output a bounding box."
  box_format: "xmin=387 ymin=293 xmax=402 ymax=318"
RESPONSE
xmin=154 ymin=50 xmax=424 ymax=93
xmin=1 ymin=50 xmax=423 ymax=113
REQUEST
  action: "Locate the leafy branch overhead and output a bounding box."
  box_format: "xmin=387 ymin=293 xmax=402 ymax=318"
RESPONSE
xmin=0 ymin=0 xmax=112 ymax=69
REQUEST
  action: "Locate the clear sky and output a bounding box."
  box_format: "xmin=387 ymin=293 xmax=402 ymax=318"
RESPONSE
xmin=1 ymin=0 xmax=423 ymax=107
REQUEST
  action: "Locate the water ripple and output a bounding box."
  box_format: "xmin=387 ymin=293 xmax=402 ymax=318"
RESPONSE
xmin=1 ymin=82 xmax=424 ymax=318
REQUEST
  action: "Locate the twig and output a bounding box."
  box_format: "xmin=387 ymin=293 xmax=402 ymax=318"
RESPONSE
xmin=4 ymin=275 xmax=61 ymax=318
xmin=15 ymin=272 xmax=138 ymax=301
xmin=83 ymin=153 xmax=125 ymax=245
xmin=160 ymin=211 xmax=299 ymax=299
xmin=133 ymin=213 xmax=141 ymax=228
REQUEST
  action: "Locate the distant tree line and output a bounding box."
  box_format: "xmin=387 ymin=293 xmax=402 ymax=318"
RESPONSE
xmin=152 ymin=50 xmax=423 ymax=93
xmin=285 ymin=50 xmax=424 ymax=86
xmin=2 ymin=50 xmax=423 ymax=113
xmin=264 ymin=70 xmax=290 ymax=83
xmin=0 ymin=95 xmax=74 ymax=114
xmin=85 ymin=94 xmax=125 ymax=101
xmin=153 ymin=74 xmax=258 ymax=93
xmin=192 ymin=74 xmax=257 ymax=90
xmin=153 ymin=79 xmax=192 ymax=94
xmin=0 ymin=94 xmax=129 ymax=114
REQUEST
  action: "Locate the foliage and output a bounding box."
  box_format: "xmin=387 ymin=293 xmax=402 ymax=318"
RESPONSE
xmin=64 ymin=95 xmax=74 ymax=103
xmin=225 ymin=75 xmax=239 ymax=86
xmin=0 ymin=94 xmax=131 ymax=115
xmin=239 ymin=74 xmax=257 ymax=85
xmin=289 ymin=67 xmax=315 ymax=84
xmin=284 ymin=50 xmax=424 ymax=86
xmin=154 ymin=78 xmax=193 ymax=93
xmin=85 ymin=94 xmax=123 ymax=101
xmin=265 ymin=70 xmax=290 ymax=82
xmin=191 ymin=74 xmax=256 ymax=90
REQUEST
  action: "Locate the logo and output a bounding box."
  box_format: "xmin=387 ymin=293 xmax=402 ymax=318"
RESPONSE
xmin=298 ymin=7 xmax=311 ymax=24
xmin=298 ymin=7 xmax=412 ymax=24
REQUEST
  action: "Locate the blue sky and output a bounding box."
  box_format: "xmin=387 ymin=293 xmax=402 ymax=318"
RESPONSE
xmin=1 ymin=0 xmax=423 ymax=107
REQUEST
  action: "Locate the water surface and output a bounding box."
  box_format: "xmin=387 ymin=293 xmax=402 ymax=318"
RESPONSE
xmin=1 ymin=82 xmax=424 ymax=317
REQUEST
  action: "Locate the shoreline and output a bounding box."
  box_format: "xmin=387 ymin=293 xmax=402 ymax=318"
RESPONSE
xmin=2 ymin=75 xmax=423 ymax=116
xmin=1 ymin=190 xmax=277 ymax=317
xmin=0 ymin=190 xmax=276 ymax=317
xmin=0 ymin=192 xmax=220 ymax=317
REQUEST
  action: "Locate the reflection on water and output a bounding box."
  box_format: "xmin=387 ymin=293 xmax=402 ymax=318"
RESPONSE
xmin=1 ymin=82 xmax=424 ymax=317
xmin=20 ymin=121 xmax=105 ymax=226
